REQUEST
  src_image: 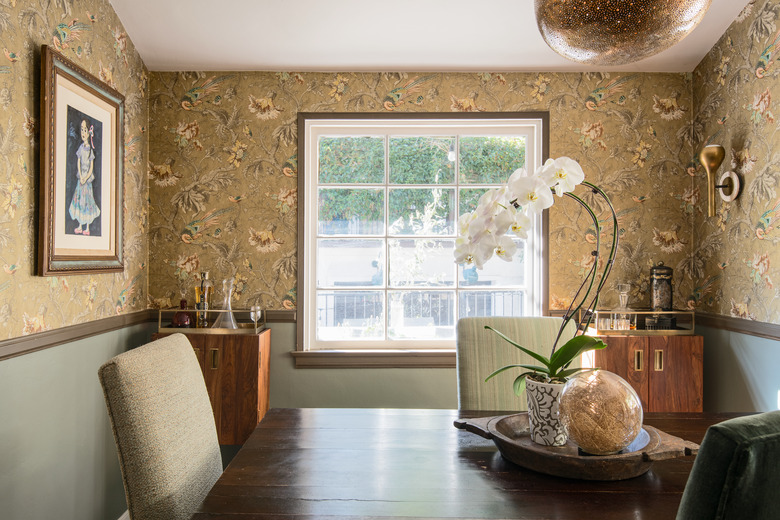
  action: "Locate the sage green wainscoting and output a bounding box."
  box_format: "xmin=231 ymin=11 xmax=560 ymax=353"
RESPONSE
xmin=698 ymin=325 xmax=780 ymax=413
xmin=0 ymin=323 xmax=155 ymax=520
xmin=267 ymin=323 xmax=458 ymax=409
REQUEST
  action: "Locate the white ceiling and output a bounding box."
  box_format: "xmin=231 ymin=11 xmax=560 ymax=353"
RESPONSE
xmin=108 ymin=0 xmax=751 ymax=73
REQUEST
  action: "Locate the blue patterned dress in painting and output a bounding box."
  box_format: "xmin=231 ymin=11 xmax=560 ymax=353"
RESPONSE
xmin=69 ymin=142 xmax=100 ymax=227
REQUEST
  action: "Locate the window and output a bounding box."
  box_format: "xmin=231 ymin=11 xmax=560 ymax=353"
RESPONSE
xmin=297 ymin=113 xmax=548 ymax=356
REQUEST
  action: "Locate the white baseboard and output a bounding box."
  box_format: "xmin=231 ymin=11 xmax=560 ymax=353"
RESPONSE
xmin=117 ymin=511 xmax=130 ymax=520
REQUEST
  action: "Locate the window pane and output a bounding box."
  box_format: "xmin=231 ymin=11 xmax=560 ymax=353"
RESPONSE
xmin=319 ymin=136 xmax=384 ymax=184
xmin=317 ymin=239 xmax=383 ymax=287
xmin=317 ymin=291 xmax=384 ymax=340
xmin=388 ymin=188 xmax=454 ymax=236
xmin=459 ymin=136 xmax=526 ymax=184
xmin=459 ymin=187 xmax=491 ymax=215
xmin=318 ymin=188 xmax=384 ymax=235
xmin=388 ymin=291 xmax=455 ymax=340
xmin=458 ymin=239 xmax=526 ymax=286
xmin=389 ymin=239 xmax=454 ymax=287
xmin=389 ymin=136 xmax=455 ymax=185
xmin=459 ymin=290 xmax=525 ymax=317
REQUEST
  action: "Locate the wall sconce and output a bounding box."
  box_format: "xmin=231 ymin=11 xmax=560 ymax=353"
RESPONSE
xmin=698 ymin=144 xmax=742 ymax=217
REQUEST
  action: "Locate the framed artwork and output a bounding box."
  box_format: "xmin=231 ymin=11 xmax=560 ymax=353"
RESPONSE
xmin=38 ymin=45 xmax=125 ymax=275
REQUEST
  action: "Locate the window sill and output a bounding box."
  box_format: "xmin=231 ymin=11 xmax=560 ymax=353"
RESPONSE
xmin=291 ymin=349 xmax=456 ymax=368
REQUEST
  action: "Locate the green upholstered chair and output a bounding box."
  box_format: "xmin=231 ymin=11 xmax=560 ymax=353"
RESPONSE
xmin=676 ymin=411 xmax=780 ymax=520
xmin=456 ymin=316 xmax=577 ymax=411
xmin=99 ymin=333 xmax=222 ymax=520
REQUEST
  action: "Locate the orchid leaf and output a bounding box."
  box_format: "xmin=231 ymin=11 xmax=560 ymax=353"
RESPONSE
xmin=485 ymin=364 xmax=547 ymax=382
xmin=549 ymin=335 xmax=606 ymax=375
xmin=513 ymin=372 xmax=535 ymax=396
xmin=485 ymin=364 xmax=526 ymax=382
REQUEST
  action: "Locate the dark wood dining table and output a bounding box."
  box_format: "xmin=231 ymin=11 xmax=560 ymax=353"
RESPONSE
xmin=190 ymin=408 xmax=740 ymax=519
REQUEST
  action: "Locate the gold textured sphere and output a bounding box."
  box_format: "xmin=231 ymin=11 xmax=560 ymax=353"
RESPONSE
xmin=535 ymin=0 xmax=712 ymax=66
xmin=558 ymin=370 xmax=643 ymax=455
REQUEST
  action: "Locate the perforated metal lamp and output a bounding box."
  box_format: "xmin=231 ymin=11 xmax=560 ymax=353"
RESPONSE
xmin=535 ymin=0 xmax=712 ymax=66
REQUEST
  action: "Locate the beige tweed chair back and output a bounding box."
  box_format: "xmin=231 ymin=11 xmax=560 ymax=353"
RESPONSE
xmin=456 ymin=316 xmax=578 ymax=411
xmin=98 ymin=333 xmax=222 ymax=520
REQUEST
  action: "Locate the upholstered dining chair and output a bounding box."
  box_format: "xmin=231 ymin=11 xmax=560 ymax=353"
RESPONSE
xmin=456 ymin=316 xmax=577 ymax=411
xmin=98 ymin=333 xmax=222 ymax=520
xmin=676 ymin=410 xmax=780 ymax=520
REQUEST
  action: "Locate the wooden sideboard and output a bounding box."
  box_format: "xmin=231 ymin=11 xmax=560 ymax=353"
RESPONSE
xmin=593 ymin=335 xmax=703 ymax=412
xmin=153 ymin=329 xmax=271 ymax=445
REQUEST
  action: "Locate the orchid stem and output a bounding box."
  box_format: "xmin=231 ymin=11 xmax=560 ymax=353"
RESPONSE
xmin=550 ymin=182 xmax=618 ymax=356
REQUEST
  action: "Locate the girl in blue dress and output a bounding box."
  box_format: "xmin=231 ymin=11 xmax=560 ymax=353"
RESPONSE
xmin=69 ymin=119 xmax=100 ymax=235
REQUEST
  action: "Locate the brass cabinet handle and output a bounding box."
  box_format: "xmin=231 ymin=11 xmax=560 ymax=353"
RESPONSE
xmin=209 ymin=348 xmax=219 ymax=370
xmin=634 ymin=349 xmax=643 ymax=371
xmin=654 ymin=349 xmax=664 ymax=372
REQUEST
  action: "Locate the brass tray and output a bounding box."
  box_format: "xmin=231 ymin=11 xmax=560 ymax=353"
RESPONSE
xmin=454 ymin=413 xmax=699 ymax=481
xmin=157 ymin=308 xmax=265 ymax=335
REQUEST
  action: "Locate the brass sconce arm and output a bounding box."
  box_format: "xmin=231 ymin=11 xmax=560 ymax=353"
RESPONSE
xmin=699 ymin=144 xmax=741 ymax=217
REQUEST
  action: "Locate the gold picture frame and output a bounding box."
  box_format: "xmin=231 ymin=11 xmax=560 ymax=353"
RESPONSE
xmin=38 ymin=45 xmax=125 ymax=275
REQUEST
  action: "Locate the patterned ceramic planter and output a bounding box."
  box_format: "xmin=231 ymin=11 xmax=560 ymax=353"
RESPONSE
xmin=525 ymin=377 xmax=567 ymax=446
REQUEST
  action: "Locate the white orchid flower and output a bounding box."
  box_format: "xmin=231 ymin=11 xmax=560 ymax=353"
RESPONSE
xmin=458 ymin=211 xmax=477 ymax=237
xmin=483 ymin=234 xmax=517 ymax=262
xmin=508 ymin=166 xmax=530 ymax=183
xmin=469 ymin=187 xmax=514 ymax=237
xmin=538 ymin=156 xmax=585 ymax=196
xmin=510 ymin=211 xmax=531 ymax=239
xmin=490 ymin=202 xmax=516 ymax=237
xmin=507 ymin=174 xmax=553 ymax=214
xmin=454 ymin=236 xmax=491 ymax=269
xmin=455 ymin=157 xmax=589 ymax=269
xmin=476 ymin=186 xmax=511 ymax=216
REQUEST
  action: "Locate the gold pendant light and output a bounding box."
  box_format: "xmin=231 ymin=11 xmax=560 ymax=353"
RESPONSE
xmin=535 ymin=0 xmax=712 ymax=66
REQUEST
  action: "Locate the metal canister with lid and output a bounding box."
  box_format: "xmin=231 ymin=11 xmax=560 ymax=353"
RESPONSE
xmin=650 ymin=262 xmax=673 ymax=311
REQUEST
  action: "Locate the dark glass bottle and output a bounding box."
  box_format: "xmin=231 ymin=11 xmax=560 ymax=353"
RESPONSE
xmin=195 ymin=271 xmax=214 ymax=327
xmin=172 ymin=299 xmax=192 ymax=328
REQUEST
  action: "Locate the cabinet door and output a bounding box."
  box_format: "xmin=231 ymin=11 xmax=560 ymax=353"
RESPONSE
xmin=594 ymin=336 xmax=648 ymax=410
xmin=647 ymin=336 xmax=703 ymax=412
xmin=215 ymin=335 xmax=262 ymax=445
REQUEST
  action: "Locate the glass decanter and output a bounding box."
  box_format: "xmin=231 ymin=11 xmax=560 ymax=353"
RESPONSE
xmin=612 ymin=283 xmax=635 ymax=331
xmin=213 ymin=277 xmax=238 ymax=329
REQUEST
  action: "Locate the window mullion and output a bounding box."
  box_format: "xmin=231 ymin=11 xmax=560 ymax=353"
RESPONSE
xmin=384 ymin=134 xmax=390 ymax=342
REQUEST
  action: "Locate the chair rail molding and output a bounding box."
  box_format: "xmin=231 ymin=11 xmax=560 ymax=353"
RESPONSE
xmin=0 ymin=309 xmax=296 ymax=361
xmin=0 ymin=310 xmax=156 ymax=361
xmin=695 ymin=311 xmax=780 ymax=341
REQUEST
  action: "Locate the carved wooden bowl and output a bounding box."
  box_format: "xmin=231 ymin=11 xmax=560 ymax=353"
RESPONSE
xmin=454 ymin=413 xmax=699 ymax=481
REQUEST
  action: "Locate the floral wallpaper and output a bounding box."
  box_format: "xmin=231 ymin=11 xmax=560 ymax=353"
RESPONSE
xmin=2 ymin=0 xmax=775 ymax=345
xmin=0 ymin=0 xmax=149 ymax=342
xmin=691 ymin=0 xmax=780 ymax=324
xmin=147 ymin=2 xmax=780 ymax=326
xmin=148 ymin=70 xmax=701 ymax=316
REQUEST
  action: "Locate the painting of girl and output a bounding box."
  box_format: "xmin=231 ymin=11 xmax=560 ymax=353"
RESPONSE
xmin=39 ymin=45 xmax=125 ymax=275
xmin=66 ymin=107 xmax=102 ymax=236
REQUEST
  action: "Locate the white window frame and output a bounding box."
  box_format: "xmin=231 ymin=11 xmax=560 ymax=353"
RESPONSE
xmin=298 ymin=114 xmax=548 ymax=355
